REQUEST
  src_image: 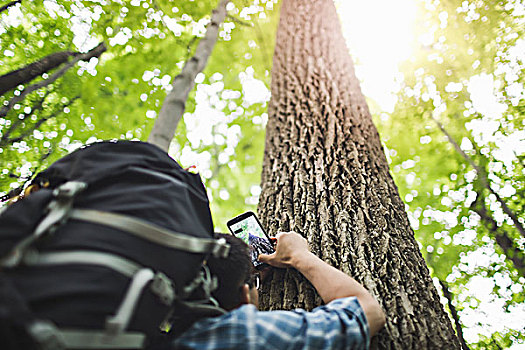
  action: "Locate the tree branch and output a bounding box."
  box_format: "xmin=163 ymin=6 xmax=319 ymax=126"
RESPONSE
xmin=439 ymin=279 xmax=470 ymax=350
xmin=147 ymin=0 xmax=230 ymax=152
xmin=0 ymin=42 xmax=106 ymax=119
xmin=1 ymin=96 xmax=80 ymax=147
xmin=252 ymin=12 xmax=272 ymax=72
xmin=471 ymin=196 xmax=525 ymax=277
xmin=432 ymin=116 xmax=525 ymax=239
xmin=0 ymin=89 xmax=51 ymax=145
xmin=0 ymin=0 xmax=21 ymax=14
xmin=226 ymin=14 xmax=252 ymax=27
xmin=0 ymin=51 xmax=79 ymax=96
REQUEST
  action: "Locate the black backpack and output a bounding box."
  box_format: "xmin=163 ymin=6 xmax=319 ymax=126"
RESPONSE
xmin=0 ymin=140 xmax=230 ymax=349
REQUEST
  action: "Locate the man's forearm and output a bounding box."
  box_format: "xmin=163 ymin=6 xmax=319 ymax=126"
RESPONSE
xmin=259 ymin=232 xmax=386 ymax=336
xmin=292 ymin=251 xmax=386 ymax=336
xmin=292 ymin=251 xmax=366 ymax=303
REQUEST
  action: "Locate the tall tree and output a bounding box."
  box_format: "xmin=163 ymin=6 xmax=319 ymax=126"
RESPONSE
xmin=257 ymin=0 xmax=461 ymax=348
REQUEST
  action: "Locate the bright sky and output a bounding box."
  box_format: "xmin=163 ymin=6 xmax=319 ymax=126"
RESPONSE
xmin=335 ymin=0 xmax=417 ymax=113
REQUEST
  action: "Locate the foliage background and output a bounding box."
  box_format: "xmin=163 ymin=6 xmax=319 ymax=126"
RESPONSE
xmin=0 ymin=0 xmax=523 ymax=348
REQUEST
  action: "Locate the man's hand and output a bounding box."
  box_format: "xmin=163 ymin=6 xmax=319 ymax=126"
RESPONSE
xmin=258 ymin=232 xmax=310 ymax=268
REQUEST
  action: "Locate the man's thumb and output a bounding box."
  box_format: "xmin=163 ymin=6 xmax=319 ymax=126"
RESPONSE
xmin=258 ymin=253 xmax=272 ymax=263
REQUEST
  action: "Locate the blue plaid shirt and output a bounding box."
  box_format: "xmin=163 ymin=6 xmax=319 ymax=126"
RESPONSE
xmin=172 ymin=297 xmax=370 ymax=350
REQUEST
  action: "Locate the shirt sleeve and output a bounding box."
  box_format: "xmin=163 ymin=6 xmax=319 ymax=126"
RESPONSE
xmin=172 ymin=296 xmax=370 ymax=350
xmin=253 ymin=296 xmax=370 ymax=350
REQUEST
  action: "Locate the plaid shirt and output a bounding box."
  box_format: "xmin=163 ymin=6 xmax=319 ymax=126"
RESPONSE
xmin=172 ymin=297 xmax=370 ymax=350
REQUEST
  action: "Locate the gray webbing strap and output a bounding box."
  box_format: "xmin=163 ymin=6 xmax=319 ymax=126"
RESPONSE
xmin=105 ymin=268 xmax=155 ymax=335
xmin=23 ymin=250 xmax=142 ymax=278
xmin=69 ymin=209 xmax=230 ymax=258
xmin=22 ymin=250 xmax=176 ymax=306
xmin=27 ymin=320 xmax=66 ymax=350
xmin=58 ymin=329 xmax=145 ymax=349
xmin=180 ymin=300 xmax=228 ymax=316
xmin=24 ymin=251 xmax=174 ymax=347
xmin=0 ymin=181 xmax=87 ymax=268
xmin=181 ymin=263 xmax=217 ymax=299
xmin=33 ymin=182 xmax=88 ymax=237
xmin=27 ymin=320 xmax=147 ymax=350
xmin=129 ymin=166 xmax=207 ymax=201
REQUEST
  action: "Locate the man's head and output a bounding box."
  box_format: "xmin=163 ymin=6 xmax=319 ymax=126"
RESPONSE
xmin=207 ymin=233 xmax=259 ymax=310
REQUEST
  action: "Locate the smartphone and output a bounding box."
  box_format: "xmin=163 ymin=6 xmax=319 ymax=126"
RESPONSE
xmin=227 ymin=211 xmax=275 ymax=269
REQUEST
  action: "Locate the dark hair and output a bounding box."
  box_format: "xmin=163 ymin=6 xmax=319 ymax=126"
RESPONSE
xmin=207 ymin=233 xmax=251 ymax=310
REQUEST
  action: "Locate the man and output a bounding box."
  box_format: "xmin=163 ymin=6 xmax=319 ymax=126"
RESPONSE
xmin=172 ymin=232 xmax=386 ymax=349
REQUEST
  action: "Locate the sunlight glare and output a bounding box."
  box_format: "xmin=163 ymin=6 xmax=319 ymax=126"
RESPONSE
xmin=335 ymin=0 xmax=417 ymax=112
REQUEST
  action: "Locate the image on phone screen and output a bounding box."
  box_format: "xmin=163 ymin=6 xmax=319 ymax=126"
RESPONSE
xmin=228 ymin=214 xmax=274 ymax=268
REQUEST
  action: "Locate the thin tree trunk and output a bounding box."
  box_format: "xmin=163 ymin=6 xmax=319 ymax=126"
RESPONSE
xmin=0 ymin=43 xmax=106 ymax=118
xmin=147 ymin=0 xmax=229 ymax=152
xmin=257 ymin=0 xmax=461 ymax=348
xmin=0 ymin=51 xmax=78 ymax=96
xmin=439 ymin=279 xmax=470 ymax=350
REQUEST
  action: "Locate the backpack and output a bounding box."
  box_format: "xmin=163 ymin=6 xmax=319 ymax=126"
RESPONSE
xmin=0 ymin=140 xmax=230 ymax=349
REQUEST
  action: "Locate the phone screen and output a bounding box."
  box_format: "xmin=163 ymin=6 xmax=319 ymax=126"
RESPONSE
xmin=228 ymin=213 xmax=274 ymax=268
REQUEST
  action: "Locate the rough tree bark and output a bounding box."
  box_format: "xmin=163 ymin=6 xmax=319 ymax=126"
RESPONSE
xmin=147 ymin=0 xmax=229 ymax=152
xmin=257 ymin=0 xmax=461 ymax=348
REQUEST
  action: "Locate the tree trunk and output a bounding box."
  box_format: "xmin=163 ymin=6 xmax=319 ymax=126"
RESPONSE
xmin=257 ymin=0 xmax=461 ymax=348
xmin=147 ymin=0 xmax=229 ymax=152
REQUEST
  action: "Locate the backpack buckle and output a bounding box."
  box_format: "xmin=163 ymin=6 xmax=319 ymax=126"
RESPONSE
xmin=52 ymin=181 xmax=87 ymax=200
xmin=151 ymin=272 xmax=175 ymax=305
